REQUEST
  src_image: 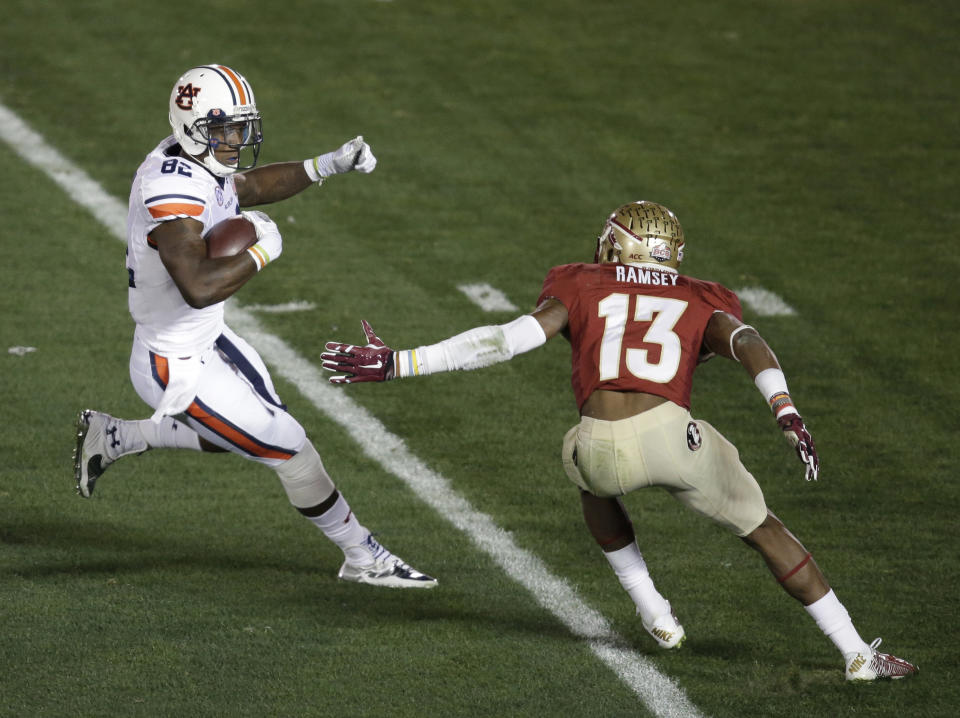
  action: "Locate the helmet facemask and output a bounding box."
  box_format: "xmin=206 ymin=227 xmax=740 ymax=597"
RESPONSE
xmin=594 ymin=201 xmax=685 ymax=272
xmin=185 ymin=110 xmax=262 ymax=176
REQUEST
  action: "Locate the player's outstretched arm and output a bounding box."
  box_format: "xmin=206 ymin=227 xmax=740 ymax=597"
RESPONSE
xmin=704 ymin=311 xmax=820 ymax=481
xmin=236 ymin=136 xmax=377 ymax=207
xmin=321 ymin=299 xmax=568 ymax=385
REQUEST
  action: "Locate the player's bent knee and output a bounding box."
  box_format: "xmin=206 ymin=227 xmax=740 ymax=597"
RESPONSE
xmin=274 ymin=441 xmax=336 ymax=509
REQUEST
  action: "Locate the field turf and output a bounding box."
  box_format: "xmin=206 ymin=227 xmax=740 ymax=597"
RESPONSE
xmin=1 ymin=1 xmax=957 ymax=716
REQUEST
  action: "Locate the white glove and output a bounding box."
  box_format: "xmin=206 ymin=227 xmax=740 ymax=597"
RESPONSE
xmin=309 ymin=136 xmax=377 ymax=179
xmin=243 ymin=210 xmax=282 ymax=271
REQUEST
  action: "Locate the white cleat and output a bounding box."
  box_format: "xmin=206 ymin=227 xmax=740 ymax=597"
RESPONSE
xmin=642 ymin=602 xmax=686 ymax=649
xmin=72 ymin=409 xmax=145 ymax=498
xmin=338 ymin=533 xmax=437 ymax=589
xmin=845 ymin=638 xmax=918 ymax=681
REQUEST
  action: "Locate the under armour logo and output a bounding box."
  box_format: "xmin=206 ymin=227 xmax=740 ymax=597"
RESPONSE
xmin=106 ymin=425 xmax=121 ymax=449
xmin=175 ymin=83 xmax=201 ymax=110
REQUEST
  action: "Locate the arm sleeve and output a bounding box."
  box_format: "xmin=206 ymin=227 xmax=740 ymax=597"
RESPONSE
xmin=394 ymin=315 xmax=547 ymax=378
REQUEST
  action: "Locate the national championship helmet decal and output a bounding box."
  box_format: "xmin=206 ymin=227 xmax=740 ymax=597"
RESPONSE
xmin=595 ymin=200 xmax=685 ymax=271
xmin=168 ymin=64 xmax=263 ymax=177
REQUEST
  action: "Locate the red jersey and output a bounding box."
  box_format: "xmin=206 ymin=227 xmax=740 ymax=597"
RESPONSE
xmin=538 ymin=263 xmax=742 ymax=410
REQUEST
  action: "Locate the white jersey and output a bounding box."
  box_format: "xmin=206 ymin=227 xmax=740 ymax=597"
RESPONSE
xmin=126 ymin=135 xmax=241 ymax=355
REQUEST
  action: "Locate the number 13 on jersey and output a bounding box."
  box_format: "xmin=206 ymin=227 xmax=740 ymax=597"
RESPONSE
xmin=597 ymin=294 xmax=688 ymax=383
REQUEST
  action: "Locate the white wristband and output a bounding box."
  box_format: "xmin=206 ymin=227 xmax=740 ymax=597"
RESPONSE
xmin=394 ymin=346 xmax=430 ymax=378
xmin=754 ymin=368 xmax=797 ymax=418
xmin=247 ymin=244 xmax=269 ymax=271
xmin=303 ymin=157 xmax=324 ymax=184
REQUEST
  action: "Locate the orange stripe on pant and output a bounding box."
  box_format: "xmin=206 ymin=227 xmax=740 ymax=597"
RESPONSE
xmin=185 ymin=402 xmax=293 ymax=460
xmin=150 ymin=352 xmax=294 ymax=461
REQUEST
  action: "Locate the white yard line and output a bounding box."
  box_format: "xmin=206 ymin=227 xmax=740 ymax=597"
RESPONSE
xmin=734 ymin=286 xmax=797 ymax=317
xmin=244 ymin=300 xmax=317 ymax=313
xmin=0 ymin=101 xmax=704 ymax=718
xmin=458 ymin=282 xmax=519 ymax=312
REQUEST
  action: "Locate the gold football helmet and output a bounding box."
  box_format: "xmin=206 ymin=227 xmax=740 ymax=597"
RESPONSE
xmin=594 ymin=201 xmax=685 ymax=271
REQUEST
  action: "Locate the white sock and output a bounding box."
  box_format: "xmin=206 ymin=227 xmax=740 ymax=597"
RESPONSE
xmin=305 ymin=493 xmax=371 ymax=565
xmin=804 ymin=589 xmax=870 ymax=657
xmin=135 ymin=417 xmax=201 ymax=451
xmin=604 ymin=542 xmax=671 ymax=625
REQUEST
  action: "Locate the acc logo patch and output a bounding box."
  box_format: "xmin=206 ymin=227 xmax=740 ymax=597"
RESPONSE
xmin=175 ymin=83 xmax=201 ymax=110
xmin=686 ymin=421 xmax=702 ymax=451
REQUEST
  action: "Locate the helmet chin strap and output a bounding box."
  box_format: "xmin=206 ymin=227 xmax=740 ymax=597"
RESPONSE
xmin=181 ymin=146 xmax=237 ymax=178
xmin=201 ymin=153 xmax=238 ymax=177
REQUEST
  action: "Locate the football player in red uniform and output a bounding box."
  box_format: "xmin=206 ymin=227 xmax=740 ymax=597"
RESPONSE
xmin=321 ymin=200 xmax=917 ymax=678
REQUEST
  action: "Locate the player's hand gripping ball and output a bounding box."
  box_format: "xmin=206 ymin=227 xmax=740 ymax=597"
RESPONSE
xmin=204 ymin=215 xmax=258 ymax=258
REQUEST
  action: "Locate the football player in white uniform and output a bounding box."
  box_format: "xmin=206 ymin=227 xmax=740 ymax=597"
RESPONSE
xmin=74 ymin=64 xmax=436 ymax=589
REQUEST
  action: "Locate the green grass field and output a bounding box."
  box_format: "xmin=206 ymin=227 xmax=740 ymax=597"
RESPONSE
xmin=1 ymin=1 xmax=957 ymax=716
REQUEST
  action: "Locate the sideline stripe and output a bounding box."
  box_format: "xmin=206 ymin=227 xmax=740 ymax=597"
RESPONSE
xmin=0 ymin=101 xmax=704 ymax=718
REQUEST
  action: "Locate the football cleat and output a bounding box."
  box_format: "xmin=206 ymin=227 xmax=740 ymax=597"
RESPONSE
xmin=338 ymin=533 xmax=437 ymax=589
xmin=845 ymin=638 xmax=918 ymax=681
xmin=73 ymin=410 xmax=146 ymax=498
xmin=642 ymin=602 xmax=686 ymax=649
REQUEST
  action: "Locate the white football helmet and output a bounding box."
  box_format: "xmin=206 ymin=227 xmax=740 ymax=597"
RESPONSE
xmin=594 ymin=201 xmax=685 ymax=271
xmin=168 ymin=64 xmax=262 ymax=177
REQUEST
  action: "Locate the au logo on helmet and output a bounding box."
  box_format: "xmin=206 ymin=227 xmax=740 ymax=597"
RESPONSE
xmin=175 ymin=83 xmax=201 ymax=110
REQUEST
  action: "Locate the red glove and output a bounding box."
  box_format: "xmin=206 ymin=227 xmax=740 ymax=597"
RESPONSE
xmin=321 ymin=320 xmax=395 ymax=384
xmin=777 ymin=413 xmax=819 ymax=481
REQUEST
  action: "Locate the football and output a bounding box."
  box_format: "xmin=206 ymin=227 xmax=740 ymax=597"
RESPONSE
xmin=204 ymin=215 xmax=258 ymax=258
